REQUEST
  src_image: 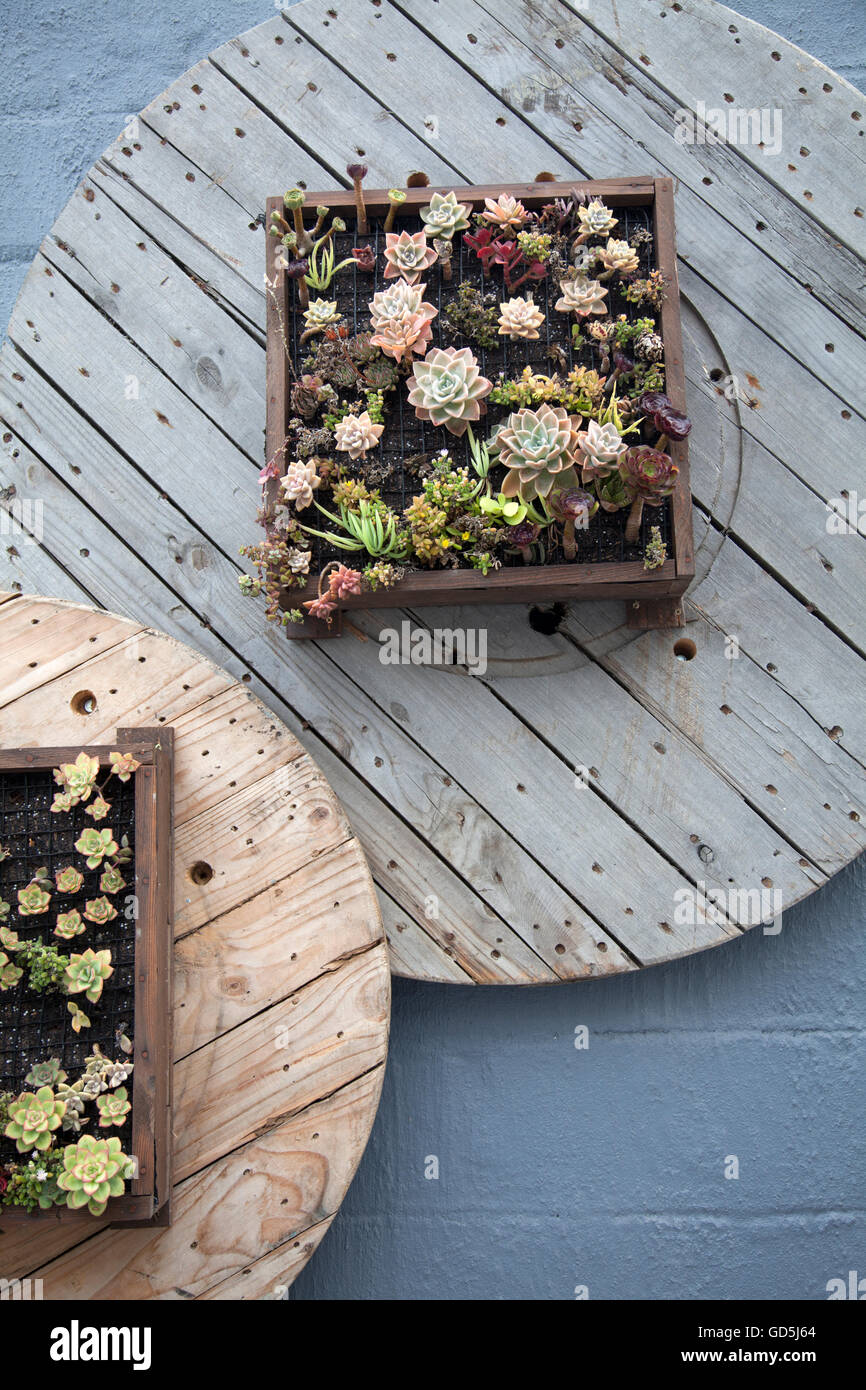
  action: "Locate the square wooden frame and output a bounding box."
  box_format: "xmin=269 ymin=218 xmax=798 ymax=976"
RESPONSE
xmin=0 ymin=727 xmax=173 ymax=1228
xmin=265 ymin=177 xmax=694 ymax=637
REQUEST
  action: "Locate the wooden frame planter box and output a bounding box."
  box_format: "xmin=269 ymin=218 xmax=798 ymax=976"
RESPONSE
xmin=264 ymin=177 xmax=693 ymax=638
xmin=0 ymin=729 xmax=173 ymax=1228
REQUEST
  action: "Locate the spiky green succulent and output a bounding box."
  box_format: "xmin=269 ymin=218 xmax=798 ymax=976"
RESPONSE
xmin=57 ymin=1134 xmax=135 ymax=1215
xmin=4 ymin=1086 xmax=66 ymax=1152
xmin=74 ymin=827 xmax=119 ymax=869
xmin=64 ymin=948 xmax=113 ymax=1004
xmin=96 ymin=1087 xmax=131 ymax=1129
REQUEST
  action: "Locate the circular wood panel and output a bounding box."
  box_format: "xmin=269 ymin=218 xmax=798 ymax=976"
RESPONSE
xmin=0 ymin=594 xmax=390 ymax=1297
xmin=0 ymin=0 xmax=863 ymax=985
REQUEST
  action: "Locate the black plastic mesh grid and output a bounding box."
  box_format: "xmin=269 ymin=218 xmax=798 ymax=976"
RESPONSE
xmin=0 ymin=764 xmax=136 ymax=1117
xmin=289 ymin=202 xmax=672 ymax=570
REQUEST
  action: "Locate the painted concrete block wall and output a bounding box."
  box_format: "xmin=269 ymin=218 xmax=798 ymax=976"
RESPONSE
xmin=1 ymin=1 xmax=864 ymax=1300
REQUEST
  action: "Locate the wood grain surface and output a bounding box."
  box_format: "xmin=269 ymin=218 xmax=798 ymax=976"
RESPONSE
xmin=0 ymin=0 xmax=863 ymax=988
xmin=0 ymin=596 xmax=390 ymax=1297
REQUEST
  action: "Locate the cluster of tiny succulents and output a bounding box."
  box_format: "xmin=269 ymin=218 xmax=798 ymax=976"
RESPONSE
xmin=0 ymin=753 xmax=139 ymax=1214
xmin=1 ymin=1044 xmax=135 ymax=1213
xmin=244 ymin=176 xmax=688 ymax=625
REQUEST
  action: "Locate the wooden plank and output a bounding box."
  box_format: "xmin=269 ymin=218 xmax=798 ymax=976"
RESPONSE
xmin=173 ymin=836 xmax=384 ymax=1055
xmin=417 ymin=600 xmax=827 ymax=897
xmin=563 ymin=0 xmax=866 ymax=258
xmin=377 ymin=887 xmax=475 ymax=983
xmin=0 ymin=411 xmax=638 ymax=978
xmin=43 ymin=188 xmax=267 ymax=460
xmin=688 ymin=538 xmax=866 ymax=769
xmin=388 ymin=0 xmax=866 ymax=387
xmin=30 ymin=1068 xmax=384 ymax=1299
xmin=0 ymin=596 xmax=390 ymax=1289
xmin=172 ymin=945 xmax=389 ymax=1180
xmin=319 ymin=607 xmax=742 ymax=957
xmin=561 ymin=607 xmax=866 ymax=874
xmin=199 ymin=1216 xmax=333 ymax=1299
xmin=6 ymin=259 xmax=260 ymax=553
xmin=0 ymin=597 xmax=144 ymax=706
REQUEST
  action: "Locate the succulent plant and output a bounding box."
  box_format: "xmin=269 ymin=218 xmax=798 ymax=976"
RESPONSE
xmin=64 ymin=947 xmax=114 ymax=1004
xmin=73 ymin=827 xmax=118 ymax=870
xmin=96 ymin=1086 xmax=131 ymax=1129
xmin=643 ymin=525 xmax=668 ymax=570
xmin=4 ymin=1086 xmax=66 ymax=1152
xmin=351 ymin=244 xmax=376 ymax=274
xmin=497 ymin=296 xmax=545 ymax=340
xmin=554 ymin=276 xmax=609 ymax=318
xmin=548 ymin=486 xmax=599 ymax=560
xmin=635 ymin=330 xmax=664 ymax=363
xmin=419 ymin=190 xmax=471 ymax=241
xmin=67 ymin=1001 xmax=91 ymax=1033
xmin=369 ymin=313 xmax=433 ymax=364
xmin=54 ymin=752 xmax=100 ymax=806
xmin=26 ymin=1058 xmax=66 ymax=1088
xmin=368 ymin=280 xmax=437 ymax=331
xmin=383 ymin=188 xmax=407 ymax=234
xmin=497 ymin=404 xmax=582 ymax=501
xmin=620 ymin=445 xmax=679 ymax=544
xmin=383 ymin=230 xmax=438 ymax=284
xmin=334 ymin=410 xmax=385 ymax=459
xmin=406 ymin=346 xmax=492 ymax=437
xmin=0 ymin=950 xmax=23 ymax=990
xmin=576 ymin=198 xmax=618 ymax=238
xmin=281 ymin=459 xmax=321 ymax=510
xmin=301 ymin=297 xmax=343 ymax=343
xmin=84 ymin=794 xmax=112 ymax=822
xmin=83 ymin=896 xmax=119 ymax=926
xmin=17 ymin=881 xmax=51 ymax=915
xmin=55 ymin=866 xmax=84 ymax=895
xmin=479 ymin=492 xmax=530 ymax=526
xmin=595 ymin=470 xmax=630 ymax=512
xmin=54 ymin=910 xmax=85 ymax=941
xmin=57 ymin=1134 xmax=135 ymax=1215
xmin=480 ymin=192 xmax=529 ymax=235
xmin=432 ymin=238 xmax=453 ymax=281
xmin=502 ymin=520 xmax=541 ymax=562
xmin=597 ymin=237 xmax=640 ymax=278
xmin=99 ymin=865 xmax=126 ymax=895
xmin=576 ymin=418 xmax=628 ymax=481
xmin=108 ymin=750 xmax=141 ymax=782
xmin=56 ymin=1084 xmax=88 ymax=1133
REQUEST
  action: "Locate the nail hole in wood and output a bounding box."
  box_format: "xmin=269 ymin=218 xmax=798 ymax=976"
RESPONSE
xmin=188 ymin=861 xmax=214 ymax=886
xmin=70 ymin=690 xmax=97 ymax=715
xmin=673 ymin=638 xmax=696 ymax=661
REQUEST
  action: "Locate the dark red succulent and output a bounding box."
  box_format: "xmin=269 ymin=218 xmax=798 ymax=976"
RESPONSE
xmin=548 ymin=486 xmax=599 ymax=560
xmin=637 ymin=390 xmax=671 ymax=418
xmin=620 ymin=445 xmax=679 ymax=545
xmin=351 ymin=245 xmax=376 ymax=273
xmin=656 ymin=406 xmax=692 ymax=441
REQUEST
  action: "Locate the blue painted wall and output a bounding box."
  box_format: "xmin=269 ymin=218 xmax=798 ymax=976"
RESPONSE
xmin=2 ymin=2 xmax=863 ymax=1300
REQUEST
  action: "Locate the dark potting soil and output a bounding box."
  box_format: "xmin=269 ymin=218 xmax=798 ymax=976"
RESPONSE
xmin=0 ymin=765 xmax=136 ymax=1154
xmin=288 ymin=203 xmax=672 ymax=572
